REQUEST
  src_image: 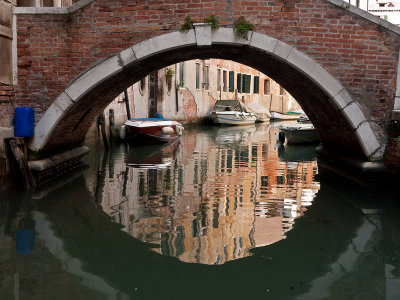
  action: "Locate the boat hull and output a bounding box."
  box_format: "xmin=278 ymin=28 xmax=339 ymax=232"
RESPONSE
xmin=123 ymin=119 xmax=183 ymax=143
xmin=270 ymin=112 xmax=301 ymax=121
xmin=210 ymin=112 xmax=257 ymax=125
xmin=279 ymin=125 xmax=319 ymax=144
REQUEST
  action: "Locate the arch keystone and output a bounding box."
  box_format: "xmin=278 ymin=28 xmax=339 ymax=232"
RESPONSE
xmin=194 ymin=23 xmax=212 ymax=47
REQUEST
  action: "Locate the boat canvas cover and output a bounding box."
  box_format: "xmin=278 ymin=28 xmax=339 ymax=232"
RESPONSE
xmin=246 ymin=102 xmax=271 ymax=117
xmin=213 ymin=100 xmax=250 ymax=113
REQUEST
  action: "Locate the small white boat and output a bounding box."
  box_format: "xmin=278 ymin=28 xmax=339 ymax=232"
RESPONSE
xmin=278 ymin=124 xmax=319 ymax=144
xmin=120 ymin=113 xmax=184 ymax=143
xmin=270 ymin=111 xmax=302 ymax=121
xmin=210 ymin=100 xmax=257 ymax=125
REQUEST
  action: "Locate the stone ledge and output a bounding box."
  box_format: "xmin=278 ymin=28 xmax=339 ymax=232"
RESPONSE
xmin=316 ymin=145 xmax=385 ymax=173
xmin=13 ymin=0 xmax=95 ymax=14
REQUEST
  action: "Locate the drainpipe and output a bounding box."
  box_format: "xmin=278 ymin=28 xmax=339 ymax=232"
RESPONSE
xmin=124 ymin=90 xmax=131 ymax=120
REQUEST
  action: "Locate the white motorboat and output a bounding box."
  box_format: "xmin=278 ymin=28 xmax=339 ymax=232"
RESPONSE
xmin=120 ymin=113 xmax=184 ymax=143
xmin=210 ymin=100 xmax=257 ymax=125
xmin=277 ymin=123 xmax=319 ymax=144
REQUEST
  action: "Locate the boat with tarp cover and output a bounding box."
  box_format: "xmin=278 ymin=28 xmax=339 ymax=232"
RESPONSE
xmin=210 ymin=100 xmax=257 ymax=125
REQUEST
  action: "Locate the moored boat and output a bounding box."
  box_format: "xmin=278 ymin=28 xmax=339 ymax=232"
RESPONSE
xmin=246 ymin=102 xmax=271 ymax=122
xmin=297 ymin=113 xmax=311 ymax=124
xmin=270 ymin=111 xmax=302 ymax=121
xmin=210 ymin=100 xmax=257 ymax=125
xmin=277 ymin=123 xmax=319 ymax=144
xmin=120 ymin=114 xmax=184 ymax=143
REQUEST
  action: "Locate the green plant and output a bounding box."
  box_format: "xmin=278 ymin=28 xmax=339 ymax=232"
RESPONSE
xmin=340 ymin=3 xmax=350 ymax=9
xmin=233 ymin=16 xmax=255 ymax=40
xmin=204 ymin=14 xmax=219 ymax=30
xmin=180 ymin=16 xmax=195 ymax=33
xmin=165 ymin=68 xmax=175 ymax=82
xmin=66 ymin=12 xmax=73 ymax=22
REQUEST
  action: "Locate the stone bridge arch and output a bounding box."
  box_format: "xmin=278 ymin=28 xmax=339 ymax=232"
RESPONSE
xmin=12 ymin=0 xmax=400 ymax=167
xmin=30 ymin=28 xmax=380 ymax=159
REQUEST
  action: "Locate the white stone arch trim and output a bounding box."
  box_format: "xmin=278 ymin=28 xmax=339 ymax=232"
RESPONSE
xmin=30 ymin=28 xmax=381 ymax=158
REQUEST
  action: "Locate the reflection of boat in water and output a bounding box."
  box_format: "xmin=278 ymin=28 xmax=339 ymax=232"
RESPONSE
xmin=210 ymin=100 xmax=257 ymax=125
xmin=278 ymin=144 xmax=317 ymax=162
xmin=120 ymin=114 xmax=184 ymax=143
xmin=278 ymin=124 xmax=319 ymax=144
xmin=126 ymin=139 xmax=180 ymax=169
xmin=214 ymin=125 xmax=257 ymax=145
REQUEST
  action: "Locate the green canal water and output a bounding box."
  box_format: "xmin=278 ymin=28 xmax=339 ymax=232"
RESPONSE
xmin=1 ymin=123 xmax=400 ymax=299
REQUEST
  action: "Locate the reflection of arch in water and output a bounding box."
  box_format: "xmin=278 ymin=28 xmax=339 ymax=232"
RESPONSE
xmin=33 ymin=212 xmax=129 ymax=300
xmin=31 ymin=174 xmax=383 ymax=299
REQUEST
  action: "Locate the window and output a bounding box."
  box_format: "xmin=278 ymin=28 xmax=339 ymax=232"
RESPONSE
xmin=237 ymin=73 xmax=242 ymax=93
xmin=196 ymin=63 xmax=200 ymax=89
xmin=280 ymin=85 xmax=285 ymax=95
xmin=253 ymin=76 xmax=259 ymax=94
xmin=217 ymin=69 xmax=221 ymax=91
xmin=203 ymin=65 xmax=209 ymax=90
xmin=229 ymin=71 xmax=234 ymax=92
xmin=264 ymin=79 xmax=270 ymax=95
xmin=223 ymin=70 xmax=227 ymax=92
xmin=179 ymin=62 xmax=185 ymax=86
xmin=243 ymin=74 xmax=251 ymax=93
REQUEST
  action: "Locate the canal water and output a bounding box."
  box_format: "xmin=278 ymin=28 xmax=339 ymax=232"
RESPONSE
xmin=1 ymin=122 xmax=400 ymax=299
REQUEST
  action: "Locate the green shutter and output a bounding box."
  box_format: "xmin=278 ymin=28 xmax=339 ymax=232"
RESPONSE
xmin=229 ymin=71 xmax=234 ymax=92
xmin=244 ymin=75 xmax=251 ymax=93
xmin=237 ymin=73 xmax=242 ymax=93
xmin=254 ymin=76 xmax=259 ymax=94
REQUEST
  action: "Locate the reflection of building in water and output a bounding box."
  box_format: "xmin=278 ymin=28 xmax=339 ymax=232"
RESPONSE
xmin=94 ymin=126 xmax=320 ymax=265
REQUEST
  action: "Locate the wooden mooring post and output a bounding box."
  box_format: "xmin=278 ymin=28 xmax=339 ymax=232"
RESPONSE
xmin=8 ymin=138 xmax=36 ymax=191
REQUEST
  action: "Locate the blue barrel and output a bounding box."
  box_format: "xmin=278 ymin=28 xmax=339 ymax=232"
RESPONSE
xmin=16 ymin=229 xmax=35 ymax=254
xmin=14 ymin=107 xmax=34 ymax=137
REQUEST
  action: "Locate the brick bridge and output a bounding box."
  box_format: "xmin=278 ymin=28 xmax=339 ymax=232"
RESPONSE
xmin=10 ymin=0 xmax=400 ymax=175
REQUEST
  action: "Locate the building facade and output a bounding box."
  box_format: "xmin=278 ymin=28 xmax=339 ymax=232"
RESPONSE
xmin=106 ymin=59 xmax=301 ymax=130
